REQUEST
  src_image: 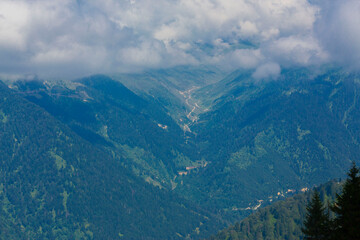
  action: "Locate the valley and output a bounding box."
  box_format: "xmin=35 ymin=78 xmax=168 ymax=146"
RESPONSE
xmin=179 ymin=86 xmax=200 ymax=132
xmin=1 ymin=1 xmax=360 ymax=239
xmin=1 ymin=66 xmax=360 ymax=239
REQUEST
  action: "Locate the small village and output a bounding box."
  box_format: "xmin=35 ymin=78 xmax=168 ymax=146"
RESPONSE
xmin=178 ymin=160 xmax=209 ymax=176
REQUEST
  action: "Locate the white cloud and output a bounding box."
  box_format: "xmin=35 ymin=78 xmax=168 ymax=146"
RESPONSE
xmin=263 ymin=35 xmax=329 ymax=66
xmin=0 ymin=0 xmax=358 ymax=79
xmin=0 ymin=1 xmax=29 ymax=50
xmin=252 ymin=62 xmax=281 ymax=80
xmin=226 ymin=49 xmax=264 ymax=70
xmin=315 ymin=0 xmax=360 ymax=69
xmin=238 ymin=21 xmax=259 ymax=38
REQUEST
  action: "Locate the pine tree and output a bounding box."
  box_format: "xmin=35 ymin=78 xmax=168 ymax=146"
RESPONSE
xmin=331 ymin=162 xmax=360 ymax=240
xmin=302 ymin=190 xmax=330 ymax=240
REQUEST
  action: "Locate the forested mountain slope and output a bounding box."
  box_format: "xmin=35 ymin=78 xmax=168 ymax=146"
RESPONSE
xmin=175 ymin=68 xmax=360 ymax=214
xmin=0 ymin=81 xmax=224 ymax=239
xmin=209 ymin=180 xmax=342 ymax=240
xmin=12 ymin=75 xmax=199 ymax=189
xmin=4 ymin=67 xmax=360 ymax=238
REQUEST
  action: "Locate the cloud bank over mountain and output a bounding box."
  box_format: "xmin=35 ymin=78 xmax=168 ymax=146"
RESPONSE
xmin=0 ymin=0 xmax=358 ymax=79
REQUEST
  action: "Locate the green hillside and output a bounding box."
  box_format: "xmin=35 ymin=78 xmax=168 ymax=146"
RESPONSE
xmin=209 ymin=180 xmax=342 ymax=240
xmin=175 ymin=68 xmax=360 ymax=215
xmin=0 ymin=81 xmax=224 ymax=239
xmin=4 ymin=67 xmax=360 ymax=238
xmin=12 ymin=75 xmax=198 ymax=189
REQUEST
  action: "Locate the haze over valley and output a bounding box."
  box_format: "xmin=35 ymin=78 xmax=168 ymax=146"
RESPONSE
xmin=0 ymin=0 xmax=360 ymax=239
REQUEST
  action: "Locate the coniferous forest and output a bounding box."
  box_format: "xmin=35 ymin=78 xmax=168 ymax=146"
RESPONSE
xmin=1 ymin=1 xmax=360 ymax=239
xmin=302 ymin=163 xmax=360 ymax=240
xmin=2 ymin=68 xmax=360 ymax=239
xmin=210 ymin=163 xmax=360 ymax=240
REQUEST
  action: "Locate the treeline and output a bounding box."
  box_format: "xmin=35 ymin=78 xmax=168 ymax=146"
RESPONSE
xmin=208 ymin=181 xmax=341 ymax=240
xmin=209 ymin=166 xmax=359 ymax=240
xmin=302 ymin=162 xmax=360 ymax=240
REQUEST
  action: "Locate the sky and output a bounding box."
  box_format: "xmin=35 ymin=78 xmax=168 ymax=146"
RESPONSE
xmin=0 ymin=0 xmax=359 ymax=80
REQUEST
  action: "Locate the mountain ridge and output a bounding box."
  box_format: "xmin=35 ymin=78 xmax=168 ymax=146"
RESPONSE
xmin=3 ymin=66 xmax=360 ymax=238
xmin=0 ymin=80 xmax=225 ymax=239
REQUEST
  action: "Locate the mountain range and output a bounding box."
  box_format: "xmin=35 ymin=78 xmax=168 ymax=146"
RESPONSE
xmin=1 ymin=66 xmax=360 ymax=238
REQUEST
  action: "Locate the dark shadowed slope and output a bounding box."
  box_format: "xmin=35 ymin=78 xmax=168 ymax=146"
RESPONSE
xmin=12 ymin=75 xmax=199 ymax=189
xmin=0 ymin=81 xmax=224 ymax=239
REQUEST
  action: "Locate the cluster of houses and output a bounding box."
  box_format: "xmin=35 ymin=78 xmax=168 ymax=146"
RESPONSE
xmin=177 ymin=161 xmax=209 ymax=176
